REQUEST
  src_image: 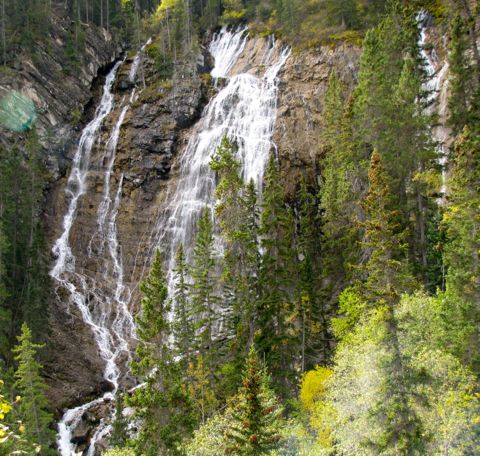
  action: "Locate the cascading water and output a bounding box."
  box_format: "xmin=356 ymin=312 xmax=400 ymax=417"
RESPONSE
xmin=52 ymin=48 xmax=143 ymax=454
xmin=153 ymin=28 xmax=290 ymax=291
xmin=418 ymin=11 xmax=450 ymax=198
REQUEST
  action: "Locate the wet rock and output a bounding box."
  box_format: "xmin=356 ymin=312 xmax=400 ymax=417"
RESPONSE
xmin=100 ymin=380 xmax=115 ymax=393
xmin=71 ymin=417 xmax=93 ymax=446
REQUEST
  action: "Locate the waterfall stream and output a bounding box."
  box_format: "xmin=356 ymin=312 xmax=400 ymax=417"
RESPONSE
xmin=154 ymin=28 xmax=290 ymax=292
xmin=52 ymin=55 xmax=139 ymax=455
xmin=418 ymin=11 xmax=450 ymax=198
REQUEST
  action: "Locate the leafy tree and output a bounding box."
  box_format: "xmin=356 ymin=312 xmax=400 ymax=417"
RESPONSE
xmin=298 ymin=366 xmax=334 ymax=450
xmin=225 ymin=346 xmax=283 ymax=455
xmin=12 ymin=323 xmax=54 ymax=454
xmin=186 ymin=354 xmax=218 ymax=425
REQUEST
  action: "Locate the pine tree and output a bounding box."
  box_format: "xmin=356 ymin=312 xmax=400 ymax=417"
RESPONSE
xmin=189 ymin=208 xmax=218 ymax=358
xmin=448 ymin=14 xmax=480 ymax=134
xmin=110 ymin=392 xmax=128 ymax=448
xmin=333 ymin=151 xmax=423 ymax=454
xmin=321 ymin=73 xmax=364 ymax=282
xmin=129 ymin=250 xmax=194 ymax=455
xmin=225 ymin=346 xmax=283 ymax=455
xmin=172 ymin=244 xmax=194 ymax=365
xmin=210 ymin=138 xmax=259 ymax=384
xmin=12 ymin=323 xmax=54 ymax=454
xmin=295 ymin=176 xmax=325 ymax=370
xmin=256 ymin=155 xmax=297 ymax=396
xmin=442 ymin=125 xmax=480 ymax=371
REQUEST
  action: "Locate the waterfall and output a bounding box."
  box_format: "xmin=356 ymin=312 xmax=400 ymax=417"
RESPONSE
xmin=129 ymin=38 xmax=152 ymax=83
xmin=51 ymin=29 xmax=289 ymax=454
xmin=418 ymin=11 xmax=450 ymax=198
xmin=153 ymin=28 xmax=290 ymax=292
xmin=52 ymin=49 xmax=142 ymax=455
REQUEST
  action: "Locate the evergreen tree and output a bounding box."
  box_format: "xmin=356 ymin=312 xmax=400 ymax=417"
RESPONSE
xmin=320 ymin=73 xmax=364 ymax=283
xmin=110 ymin=392 xmax=128 ymax=448
xmin=129 ymin=250 xmax=194 ymax=455
xmin=225 ymin=346 xmax=283 ymax=455
xmin=172 ymin=244 xmax=194 ymax=365
xmin=442 ymin=125 xmax=480 ymax=371
xmin=447 ymin=13 xmax=480 ymax=135
xmin=189 ymin=208 xmax=218 ymax=358
xmin=333 ymin=151 xmax=423 ymax=454
xmin=295 ymin=176 xmax=325 ymax=370
xmin=325 ymin=0 xmax=359 ymax=29
xmin=210 ymin=138 xmax=259 ymax=385
xmin=12 ymin=323 xmax=54 ymax=454
xmin=257 ymin=155 xmax=297 ymax=396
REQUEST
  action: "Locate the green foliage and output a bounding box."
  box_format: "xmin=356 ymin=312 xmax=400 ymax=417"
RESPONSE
xmin=256 ymin=155 xmax=298 ymax=396
xmin=225 ymin=346 xmax=284 ymax=455
xmin=189 ymin=208 xmax=218 ymax=357
xmin=0 ymin=130 xmax=50 ymax=363
xmin=110 ymin=393 xmax=128 ymax=449
xmin=441 ymin=126 xmax=480 ymax=371
xmin=12 ymin=323 xmax=54 ymax=454
xmin=447 ymin=15 xmax=480 ymax=133
xmin=129 ymin=250 xmax=195 ymax=455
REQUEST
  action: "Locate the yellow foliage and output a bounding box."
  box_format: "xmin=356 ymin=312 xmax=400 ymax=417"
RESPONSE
xmin=299 ymin=367 xmax=335 ymax=451
xmin=299 ymin=366 xmax=332 ymax=412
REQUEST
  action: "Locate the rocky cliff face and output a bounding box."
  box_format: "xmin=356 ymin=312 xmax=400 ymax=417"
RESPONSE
xmin=274 ymin=44 xmax=361 ymax=198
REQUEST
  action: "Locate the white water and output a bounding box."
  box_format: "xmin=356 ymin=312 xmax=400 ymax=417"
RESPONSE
xmin=52 ymin=47 xmax=145 ymax=454
xmin=418 ymin=12 xmax=450 ymax=198
xmin=153 ymin=28 xmax=290 ymax=292
xmin=129 ymin=38 xmax=152 ymax=82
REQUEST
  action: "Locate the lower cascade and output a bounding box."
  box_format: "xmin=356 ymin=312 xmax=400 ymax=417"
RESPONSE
xmin=50 ymin=29 xmax=289 ymax=454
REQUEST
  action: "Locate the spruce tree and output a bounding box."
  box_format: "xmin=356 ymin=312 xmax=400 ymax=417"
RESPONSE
xmin=129 ymin=249 xmax=194 ymax=455
xmin=172 ymin=244 xmax=194 ymax=365
xmin=442 ymin=125 xmax=480 ymax=371
xmin=225 ymin=346 xmax=283 ymax=455
xmin=188 ymin=208 xmax=218 ymax=358
xmin=210 ymin=138 xmax=259 ymax=387
xmin=295 ymin=176 xmax=325 ymax=369
xmin=12 ymin=323 xmax=54 ymax=454
xmin=257 ymin=155 xmax=297 ymax=395
xmin=334 ymin=151 xmax=423 ymax=454
xmin=447 ymin=14 xmax=480 ymax=134
xmin=321 ymin=73 xmax=364 ymax=282
xmin=110 ymin=392 xmax=128 ymax=449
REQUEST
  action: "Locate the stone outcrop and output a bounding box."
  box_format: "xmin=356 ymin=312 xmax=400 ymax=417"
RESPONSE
xmin=274 ymin=43 xmax=361 ymax=198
